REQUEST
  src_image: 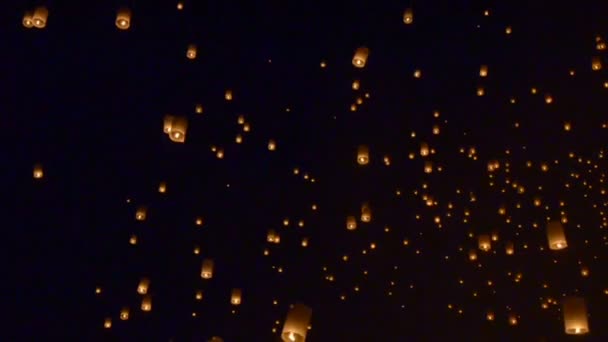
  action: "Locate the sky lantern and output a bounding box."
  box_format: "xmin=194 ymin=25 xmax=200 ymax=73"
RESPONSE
xmin=268 ymin=139 xmax=277 ymax=151
xmin=420 ymin=143 xmax=430 ymax=157
xmin=163 ymin=115 xmax=188 ymax=143
xmin=158 ymin=181 xmax=167 ymax=193
xmin=479 ymin=65 xmax=488 ymax=77
xmin=592 ymin=57 xmax=602 ymax=71
xmin=141 ymin=296 xmax=152 ymax=312
xmin=135 ymin=206 xmax=147 ymax=221
xmin=32 ymin=6 xmax=48 ymax=28
xmin=424 ymin=161 xmax=433 ymax=174
xmin=468 ymin=249 xmax=477 ymax=261
xmin=563 ymin=297 xmax=589 ymax=335
xmin=403 ymin=8 xmax=414 ymax=24
xmin=346 ymin=216 xmax=357 ymax=230
xmin=137 ymin=278 xmax=150 ymax=295
xmin=267 ymin=229 xmax=280 ymax=244
xmin=357 ymin=145 xmax=370 ymax=165
xmin=33 ymin=164 xmax=44 ymax=179
xmin=360 ymin=202 xmax=372 ymax=222
xmin=187 ymin=44 xmax=197 ymax=59
xmin=116 ymin=7 xmax=131 ymax=30
xmin=225 ymin=89 xmax=233 ymax=101
xmin=230 ymin=288 xmax=242 ymax=305
xmin=120 ymin=307 xmax=130 ymax=320
xmin=201 ymin=259 xmax=214 ymax=279
xmin=352 ymin=47 xmax=370 ymax=68
xmin=505 ymin=241 xmax=514 ymax=255
xmin=478 ymin=234 xmax=491 ymax=251
xmin=546 ymin=220 xmax=567 ymax=250
xmin=352 ymin=80 xmax=360 ymax=90
xmin=22 ymin=11 xmax=34 ymax=28
xmin=103 ymin=318 xmax=112 ymax=329
xmin=195 ymin=104 xmax=203 ymax=114
xmin=281 ymin=303 xmax=312 ymax=342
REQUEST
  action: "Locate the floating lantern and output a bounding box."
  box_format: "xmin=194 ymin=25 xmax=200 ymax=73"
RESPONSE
xmin=225 ymin=89 xmax=233 ymax=101
xmin=268 ymin=140 xmax=277 ymax=151
xmin=281 ymin=303 xmax=312 ymax=342
xmin=478 ymin=234 xmax=491 ymax=251
xmin=420 ymin=143 xmax=429 ymax=157
xmin=104 ymin=318 xmax=112 ymax=329
xmin=116 ymin=7 xmax=131 ymax=30
xmin=231 ymin=288 xmax=242 ymax=305
xmin=301 ymin=238 xmax=309 ymax=247
xmin=141 ymin=296 xmax=152 ymax=312
xmin=505 ymin=241 xmax=514 ymax=255
xmin=352 ymin=47 xmax=369 ymax=68
xmin=476 ymin=86 xmax=485 ymax=96
xmin=547 ymin=220 xmax=567 ymax=250
xmin=357 ymin=145 xmax=369 ymax=165
xmin=468 ymin=249 xmax=477 ymax=261
xmin=592 ymin=57 xmax=602 ymax=71
xmin=346 ymin=216 xmax=357 ymax=230
xmin=267 ymin=230 xmax=280 ymax=243
xmin=33 ymin=164 xmax=44 ymax=179
xmin=403 ymin=8 xmax=414 ymax=24
xmin=163 ymin=115 xmax=188 ymax=143
xmin=361 ymin=202 xmax=372 ymax=222
xmin=352 ymin=80 xmax=360 ymax=90
xmin=137 ymin=278 xmax=150 ymax=295
xmin=195 ymin=104 xmax=203 ymax=114
xmin=424 ymin=161 xmax=433 ymax=174
xmin=32 ymin=6 xmax=48 ymax=28
xmin=562 ymin=297 xmax=589 ymax=335
xmin=135 ymin=206 xmax=147 ymax=221
xmin=196 ymin=290 xmax=203 ymax=300
xmin=120 ymin=307 xmax=130 ymax=320
xmin=479 ymin=65 xmax=488 ymax=77
xmin=201 ymin=259 xmax=214 ymax=279
xmin=177 ymin=2 xmax=184 ymax=10
xmin=158 ymin=181 xmax=167 ymax=193
xmin=23 ymin=11 xmax=34 ymax=28
xmin=186 ymin=44 xmax=197 ymax=59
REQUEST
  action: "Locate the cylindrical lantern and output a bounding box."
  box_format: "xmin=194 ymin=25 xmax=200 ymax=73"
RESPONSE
xmin=33 ymin=164 xmax=44 ymax=179
xmin=268 ymin=139 xmax=277 ymax=151
xmin=120 ymin=307 xmax=130 ymax=320
xmin=281 ymin=303 xmax=312 ymax=342
xmin=158 ymin=181 xmax=167 ymax=193
xmin=167 ymin=116 xmax=188 ymax=143
xmin=346 ymin=216 xmax=357 ymax=230
xmin=420 ymin=142 xmax=429 ymax=157
xmin=104 ymin=317 xmax=112 ymax=329
xmin=478 ymin=234 xmax=491 ymax=251
xmin=116 ymin=8 xmax=131 ymax=30
xmin=357 ymin=145 xmax=369 ymax=165
xmin=230 ymin=288 xmax=242 ymax=305
xmin=201 ymin=259 xmax=214 ymax=279
xmin=187 ymin=44 xmax=197 ymax=59
xmin=592 ymin=56 xmax=602 ymax=71
xmin=352 ymin=80 xmax=360 ymax=90
xmin=468 ymin=249 xmax=477 ymax=261
xmin=267 ymin=229 xmax=278 ymax=243
xmin=225 ymin=89 xmax=233 ymax=101
xmin=505 ymin=241 xmax=514 ymax=255
xmin=163 ymin=115 xmax=175 ymax=134
xmin=23 ymin=11 xmax=34 ymax=28
xmin=424 ymin=161 xmax=433 ymax=174
xmin=141 ymin=295 xmax=152 ymax=311
xmin=352 ymin=47 xmax=370 ymax=68
xmin=137 ymin=278 xmax=150 ymax=295
xmin=479 ymin=65 xmax=488 ymax=77
xmin=563 ymin=297 xmax=589 ymax=335
xmin=403 ymin=8 xmax=414 ymax=24
xmin=32 ymin=6 xmax=48 ymax=28
xmin=361 ymin=202 xmax=371 ymax=222
xmin=195 ymin=104 xmax=203 ymax=114
xmin=547 ymin=220 xmax=567 ymax=250
xmin=135 ymin=206 xmax=147 ymax=221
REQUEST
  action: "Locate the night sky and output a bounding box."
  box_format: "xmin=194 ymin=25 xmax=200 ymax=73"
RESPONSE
xmin=8 ymin=1 xmax=608 ymax=341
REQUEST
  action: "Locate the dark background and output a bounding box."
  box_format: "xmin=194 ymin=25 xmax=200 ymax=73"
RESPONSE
xmin=6 ymin=0 xmax=608 ymax=340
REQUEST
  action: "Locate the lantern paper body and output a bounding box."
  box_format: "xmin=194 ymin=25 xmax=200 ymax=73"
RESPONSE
xmin=424 ymin=161 xmax=433 ymax=174
xmin=158 ymin=181 xmax=167 ymax=193
xmin=33 ymin=164 xmax=44 ymax=179
xmin=281 ymin=303 xmax=312 ymax=342
xmin=201 ymin=259 xmax=214 ymax=279
xmin=187 ymin=44 xmax=197 ymax=59
xmin=468 ymin=249 xmax=477 ymax=261
xmin=352 ymin=47 xmax=370 ymax=68
xmin=120 ymin=307 xmax=130 ymax=320
xmin=505 ymin=241 xmax=514 ymax=255
xmin=478 ymin=234 xmax=491 ymax=251
xmin=230 ymin=288 xmax=242 ymax=305
xmin=361 ymin=203 xmax=372 ymax=222
xmin=225 ymin=90 xmax=233 ymax=101
xmin=137 ymin=278 xmax=150 ymax=294
xmin=163 ymin=115 xmax=188 ymax=143
xmin=268 ymin=139 xmax=277 ymax=151
xmin=403 ymin=8 xmax=414 ymax=24
xmin=357 ymin=145 xmax=369 ymax=165
xmin=547 ymin=220 xmax=567 ymax=250
xmin=141 ymin=296 xmax=152 ymax=311
xmin=33 ymin=7 xmax=48 ymax=28
xmin=420 ymin=142 xmax=429 ymax=157
xmin=135 ymin=206 xmax=147 ymax=221
xmin=563 ymin=297 xmax=589 ymax=335
xmin=592 ymin=57 xmax=602 ymax=71
xmin=116 ymin=8 xmax=131 ymax=30
xmin=479 ymin=65 xmax=488 ymax=77
xmin=23 ymin=12 xmax=34 ymax=28
xmin=346 ymin=216 xmax=357 ymax=230
xmin=104 ymin=318 xmax=112 ymax=329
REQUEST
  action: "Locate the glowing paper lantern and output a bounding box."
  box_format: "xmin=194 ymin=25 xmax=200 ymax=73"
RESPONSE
xmin=23 ymin=11 xmax=34 ymax=28
xmin=158 ymin=181 xmax=167 ymax=193
xmin=281 ymin=303 xmax=312 ymax=342
xmin=225 ymin=89 xmax=233 ymax=101
xmin=346 ymin=216 xmax=357 ymax=230
xmin=187 ymin=44 xmax=197 ymax=59
xmin=104 ymin=318 xmax=112 ymax=329
xmin=163 ymin=115 xmax=188 ymax=143
xmin=201 ymin=259 xmax=214 ymax=279
xmin=137 ymin=278 xmax=150 ymax=294
xmin=120 ymin=307 xmax=130 ymax=320
xmin=357 ymin=145 xmax=369 ymax=165
xmin=135 ymin=206 xmax=147 ymax=221
xmin=420 ymin=143 xmax=429 ymax=157
xmin=505 ymin=241 xmax=514 ymax=255
xmin=352 ymin=47 xmax=370 ymax=68
xmin=478 ymin=234 xmax=491 ymax=251
xmin=546 ymin=220 xmax=567 ymax=250
xmin=479 ymin=65 xmax=488 ymax=77
xmin=403 ymin=8 xmax=414 ymax=24
xmin=116 ymin=7 xmax=131 ymax=30
xmin=268 ymin=139 xmax=277 ymax=151
xmin=562 ymin=297 xmax=589 ymax=335
xmin=32 ymin=6 xmax=48 ymax=28
xmin=141 ymin=295 xmax=152 ymax=311
xmin=33 ymin=164 xmax=44 ymax=179
xmin=361 ymin=202 xmax=371 ymax=222
xmin=592 ymin=57 xmax=602 ymax=71
xmin=230 ymin=288 xmax=242 ymax=305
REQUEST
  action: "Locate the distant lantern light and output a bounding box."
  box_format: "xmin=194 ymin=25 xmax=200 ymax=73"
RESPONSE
xmin=195 ymin=104 xmax=203 ymax=114
xmin=352 ymin=80 xmax=360 ymax=90
xmin=281 ymin=303 xmax=312 ymax=342
xmin=546 ymin=220 xmax=567 ymax=250
xmin=225 ymin=89 xmax=233 ymax=101
xmin=479 ymin=65 xmax=488 ymax=77
xmin=177 ymin=2 xmax=184 ymax=10
xmin=141 ymin=295 xmax=152 ymax=312
xmin=468 ymin=249 xmax=477 ymax=261
xmin=505 ymin=241 xmax=514 ymax=255
xmin=120 ymin=307 xmax=130 ymax=321
xmin=104 ymin=318 xmax=112 ymax=329
xmin=23 ymin=11 xmax=34 ymax=28
xmin=187 ymin=44 xmax=197 ymax=59
xmin=135 ymin=206 xmax=147 ymax=221
xmin=116 ymin=7 xmax=131 ymax=30
xmin=352 ymin=47 xmax=370 ymax=68
xmin=403 ymin=8 xmax=414 ymax=24
xmin=563 ymin=297 xmax=589 ymax=335
xmin=230 ymin=288 xmax=242 ymax=305
xmin=32 ymin=6 xmax=48 ymax=28
xmin=478 ymin=234 xmax=491 ymax=251
xmin=268 ymin=139 xmax=277 ymax=151
xmin=137 ymin=278 xmax=150 ymax=295
xmin=201 ymin=259 xmax=214 ymax=279
xmin=544 ymin=94 xmax=553 ymax=104
xmin=163 ymin=115 xmax=188 ymax=143
xmin=420 ymin=143 xmax=430 ymax=157
xmin=476 ymin=86 xmax=485 ymax=96
xmin=413 ymin=69 xmax=422 ymax=78
xmin=424 ymin=161 xmax=433 ymax=174
xmin=235 ymin=134 xmax=243 ymax=143
xmin=158 ymin=181 xmax=167 ymax=193
xmin=346 ymin=216 xmax=357 ymax=230
xmin=33 ymin=164 xmax=44 ymax=179
xmin=357 ymin=145 xmax=370 ymax=165
xmin=592 ymin=57 xmax=602 ymax=71
xmin=361 ymin=202 xmax=372 ymax=222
